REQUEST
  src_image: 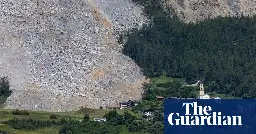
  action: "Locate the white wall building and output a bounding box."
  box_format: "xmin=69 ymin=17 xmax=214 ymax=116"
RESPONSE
xmin=198 ymin=82 xmax=220 ymax=99
xmin=199 ymin=94 xmax=210 ymax=99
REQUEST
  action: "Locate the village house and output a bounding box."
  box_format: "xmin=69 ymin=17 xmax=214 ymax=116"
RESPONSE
xmin=106 ymin=100 xmax=139 ymax=110
xmin=119 ymin=100 xmax=139 ymax=109
xmin=142 ymin=109 xmax=154 ymax=121
xmin=94 ymin=118 xmax=106 ymax=122
xmin=120 ymin=102 xmax=128 ymax=109
xmin=156 ymin=96 xmax=164 ymax=101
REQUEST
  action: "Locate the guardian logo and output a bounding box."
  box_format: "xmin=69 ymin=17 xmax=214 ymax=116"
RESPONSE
xmin=164 ymin=99 xmax=256 ymax=134
xmin=168 ymin=102 xmax=242 ymax=126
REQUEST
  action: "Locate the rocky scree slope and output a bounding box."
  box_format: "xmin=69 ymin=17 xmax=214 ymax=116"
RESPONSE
xmin=0 ymin=0 xmax=148 ymax=112
xmin=164 ymin=0 xmax=256 ymax=23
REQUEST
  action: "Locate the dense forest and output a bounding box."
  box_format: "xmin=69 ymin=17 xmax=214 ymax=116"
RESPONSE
xmin=123 ymin=0 xmax=256 ymax=98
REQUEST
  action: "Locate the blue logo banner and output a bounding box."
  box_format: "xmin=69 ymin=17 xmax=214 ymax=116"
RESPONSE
xmin=164 ymin=99 xmax=256 ymax=134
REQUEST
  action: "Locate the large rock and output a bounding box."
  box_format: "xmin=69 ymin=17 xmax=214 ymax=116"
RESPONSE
xmin=0 ymin=0 xmax=148 ymax=112
xmin=164 ymin=0 xmax=256 ymax=23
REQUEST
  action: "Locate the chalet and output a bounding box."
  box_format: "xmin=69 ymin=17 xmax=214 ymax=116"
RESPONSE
xmin=120 ymin=102 xmax=128 ymax=109
xmin=156 ymin=96 xmax=164 ymax=101
xmin=94 ymin=118 xmax=106 ymax=122
xmin=119 ymin=100 xmax=139 ymax=109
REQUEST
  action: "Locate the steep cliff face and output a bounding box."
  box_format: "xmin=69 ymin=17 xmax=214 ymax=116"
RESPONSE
xmin=164 ymin=0 xmax=256 ymax=22
xmin=0 ymin=0 xmax=148 ymax=112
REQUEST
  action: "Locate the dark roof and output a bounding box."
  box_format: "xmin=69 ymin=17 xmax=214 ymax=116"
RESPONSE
xmin=128 ymin=100 xmax=139 ymax=103
xmin=156 ymin=96 xmax=164 ymax=99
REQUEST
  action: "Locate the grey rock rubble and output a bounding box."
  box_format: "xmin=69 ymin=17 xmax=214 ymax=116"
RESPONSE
xmin=0 ymin=0 xmax=148 ymax=112
xmin=164 ymin=0 xmax=256 ymax=23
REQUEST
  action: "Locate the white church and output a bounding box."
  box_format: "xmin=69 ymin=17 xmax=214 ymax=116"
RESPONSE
xmin=198 ymin=82 xmax=220 ymax=99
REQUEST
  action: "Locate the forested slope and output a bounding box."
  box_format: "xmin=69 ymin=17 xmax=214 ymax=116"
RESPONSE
xmin=123 ymin=0 xmax=256 ymax=98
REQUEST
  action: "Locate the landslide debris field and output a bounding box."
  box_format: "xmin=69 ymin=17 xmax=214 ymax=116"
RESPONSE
xmin=0 ymin=0 xmax=148 ymax=112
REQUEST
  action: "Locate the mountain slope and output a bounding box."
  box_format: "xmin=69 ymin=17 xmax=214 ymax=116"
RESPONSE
xmin=164 ymin=0 xmax=256 ymax=22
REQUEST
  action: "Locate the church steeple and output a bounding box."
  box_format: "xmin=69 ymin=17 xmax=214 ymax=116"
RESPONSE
xmin=199 ymin=81 xmax=205 ymax=96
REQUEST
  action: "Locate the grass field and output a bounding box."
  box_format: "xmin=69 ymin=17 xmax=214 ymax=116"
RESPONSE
xmin=0 ymin=107 xmax=133 ymax=122
xmin=0 ymin=108 xmax=145 ymax=134
xmin=150 ymin=75 xmax=186 ymax=89
xmin=151 ymin=75 xmax=184 ymax=85
xmin=0 ymin=108 xmax=99 ymax=122
xmin=0 ymin=124 xmax=61 ymax=134
xmin=0 ymin=108 xmax=99 ymax=134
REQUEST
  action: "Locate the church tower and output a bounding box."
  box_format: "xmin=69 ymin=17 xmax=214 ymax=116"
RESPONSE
xmin=199 ymin=82 xmax=205 ymax=96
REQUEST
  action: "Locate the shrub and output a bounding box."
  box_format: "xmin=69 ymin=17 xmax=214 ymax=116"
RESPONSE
xmin=0 ymin=130 xmax=8 ymax=134
xmin=50 ymin=114 xmax=58 ymax=119
xmin=83 ymin=114 xmax=90 ymax=122
xmin=12 ymin=109 xmax=29 ymax=115
xmin=0 ymin=77 xmax=12 ymax=105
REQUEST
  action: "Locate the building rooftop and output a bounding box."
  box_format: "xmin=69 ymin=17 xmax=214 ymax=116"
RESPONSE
xmin=156 ymin=96 xmax=164 ymax=99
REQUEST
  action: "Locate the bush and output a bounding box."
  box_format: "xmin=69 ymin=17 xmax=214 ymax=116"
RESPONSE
xmin=0 ymin=77 xmax=12 ymax=105
xmin=50 ymin=114 xmax=58 ymax=119
xmin=0 ymin=130 xmax=8 ymax=134
xmin=12 ymin=109 xmax=29 ymax=115
xmin=103 ymin=110 xmax=124 ymax=125
xmin=0 ymin=77 xmax=11 ymax=96
xmin=83 ymin=114 xmax=90 ymax=122
xmin=6 ymin=118 xmax=59 ymax=129
xmin=156 ymin=82 xmax=173 ymax=88
xmin=59 ymin=120 xmax=121 ymax=134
